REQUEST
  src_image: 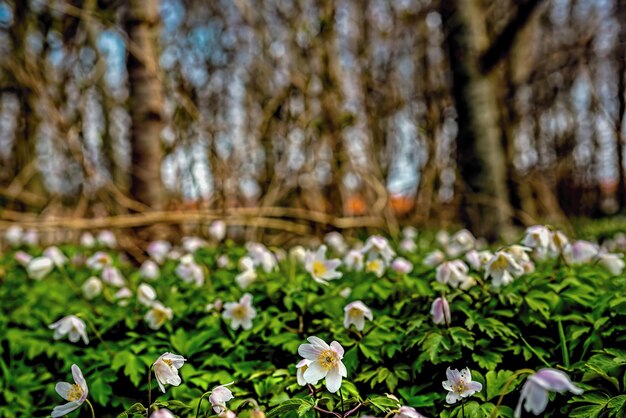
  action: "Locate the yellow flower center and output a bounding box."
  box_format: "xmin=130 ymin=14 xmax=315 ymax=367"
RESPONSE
xmin=67 ymin=384 xmax=84 ymax=401
xmin=348 ymin=307 xmax=362 ymax=319
xmin=366 ymin=260 xmax=380 ymax=273
xmin=312 ymin=261 xmax=327 ymax=277
xmin=454 ymin=382 xmax=467 ymax=394
xmin=232 ymin=305 xmax=247 ymax=320
xmin=491 ymin=255 xmax=508 ymax=271
xmin=163 ymin=358 xmax=173 ymax=367
xmin=317 ymin=349 xmax=338 ymax=371
xmin=153 ymin=308 xmax=168 ymax=325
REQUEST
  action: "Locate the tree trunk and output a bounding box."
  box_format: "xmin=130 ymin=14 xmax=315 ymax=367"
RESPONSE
xmin=440 ymin=0 xmax=513 ymax=240
xmin=125 ymin=0 xmax=165 ymax=212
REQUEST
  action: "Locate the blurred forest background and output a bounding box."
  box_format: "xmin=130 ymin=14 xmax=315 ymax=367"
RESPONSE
xmin=1 ymin=0 xmax=625 ymax=242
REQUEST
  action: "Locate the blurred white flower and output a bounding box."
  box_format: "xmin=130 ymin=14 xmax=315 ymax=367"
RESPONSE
xmin=298 ymin=336 xmax=347 ymax=393
xmin=14 ymin=250 xmax=32 ymax=267
xmin=391 ymin=257 xmax=413 ymax=274
xmin=445 ymin=229 xmax=476 ymax=258
xmin=27 ymin=256 xmax=55 ymax=280
xmin=153 ymin=352 xmax=186 ymax=393
xmin=51 ymin=364 xmax=88 ymax=418
xmin=361 ymin=235 xmax=395 ymax=264
xmin=515 ymin=369 xmax=582 ymax=418
xmin=217 ymin=254 xmax=231 ymax=268
xmin=235 ymin=268 xmax=257 ymax=290
xmin=86 ymin=251 xmax=112 ymax=270
xmin=598 ymin=253 xmax=625 ymax=275
xmin=97 ymin=230 xmax=117 ymax=248
xmin=339 ymin=287 xmax=352 ymax=298
xmin=223 ymin=293 xmax=257 ymax=330
xmin=5 ymin=225 xmax=23 ymax=246
xmin=436 ymin=260 xmax=471 ymax=288
xmin=394 ymin=406 xmax=427 ymax=418
xmin=138 ymin=283 xmax=157 ymax=306
xmin=431 ymin=297 xmax=451 ymax=325
xmin=522 ymin=225 xmax=552 ymax=258
xmin=402 ymin=226 xmax=418 ymax=240
xmin=344 ymin=249 xmax=364 ymax=271
xmin=22 ymin=229 xmax=39 ymax=246
xmin=365 ymin=257 xmax=386 ymax=277
xmin=44 ymin=247 xmax=68 ymax=267
xmin=182 ymin=236 xmax=207 ymax=253
xmin=209 ymin=382 xmax=235 ymax=414
xmin=305 ymin=245 xmax=342 ymax=285
xmin=145 ymin=302 xmax=173 ymax=330
xmin=140 ymin=260 xmax=160 ymax=280
xmin=102 ymin=266 xmax=125 ymax=287
xmin=289 ymin=246 xmax=307 ymax=264
xmin=49 ymin=315 xmax=89 ymax=344
xmin=82 ymin=277 xmax=103 ymax=300
xmin=399 ymin=237 xmax=417 ymax=253
xmin=563 ymin=240 xmax=598 ymax=265
xmin=147 ymin=240 xmax=172 ymax=264
xmin=436 ymin=230 xmax=450 ymax=247
xmin=114 ymin=287 xmax=133 ymax=306
xmin=324 ymin=232 xmax=348 ymax=255
xmin=485 ymin=251 xmax=524 ymax=288
xmin=549 ymin=230 xmax=570 ymax=257
xmin=209 ymin=220 xmax=227 ymax=242
xmin=423 ymin=250 xmax=445 ymax=268
xmin=150 ymin=409 xmax=175 ymax=418
xmin=442 ymin=367 xmax=482 ymax=404
xmin=80 ymin=232 xmax=96 ymax=248
xmin=175 ymin=254 xmax=205 ymax=286
xmin=465 ymin=250 xmax=493 ymax=270
xmin=246 ymin=243 xmax=277 ymax=272
xmin=344 ymin=301 xmax=373 ymax=331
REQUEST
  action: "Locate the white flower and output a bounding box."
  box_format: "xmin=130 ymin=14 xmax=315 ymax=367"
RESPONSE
xmin=391 ymin=257 xmax=413 ymax=274
xmin=465 ymin=250 xmax=493 ymax=270
xmin=49 ymin=315 xmax=89 ymax=344
xmin=290 ymin=246 xmax=307 ymax=264
xmin=150 ymin=409 xmax=175 ymax=418
xmin=51 ymin=364 xmax=88 ymax=417
xmin=223 ymin=293 xmax=257 ymax=330
xmin=344 ymin=250 xmax=364 ymax=271
xmin=27 ymin=256 xmax=55 ymax=280
xmin=153 ymin=352 xmax=186 ymax=393
xmin=522 ymin=225 xmax=552 ymax=258
xmin=423 ymin=250 xmax=445 ymax=268
xmin=436 ymin=260 xmax=472 ymax=288
xmin=97 ymin=230 xmax=117 ymax=248
xmin=145 ymin=302 xmax=173 ymax=329
xmin=485 ymin=251 xmax=524 ymax=288
xmin=344 ymin=301 xmax=373 ymax=331
xmin=209 ymin=220 xmax=227 ymax=242
xmin=114 ymin=287 xmax=133 ymax=306
xmin=80 ymin=232 xmax=96 ymax=248
xmin=305 ymin=245 xmax=342 ymax=285
xmin=365 ymin=256 xmax=386 ymax=277
xmin=14 ymin=250 xmax=32 ymax=267
xmin=549 ymin=230 xmax=569 ymax=256
xmin=339 ymin=287 xmax=352 ymax=298
xmin=5 ymin=225 xmax=23 ymax=246
xmin=182 ymin=236 xmax=207 ymax=253
xmin=140 ymin=260 xmax=160 ymax=280
xmin=324 ymin=232 xmax=348 ymax=255
xmin=442 ymin=367 xmax=482 ymax=404
xmin=175 ymin=254 xmax=205 ymax=286
xmin=514 ymin=369 xmax=583 ymax=418
xmin=43 ymin=247 xmax=68 ymax=267
xmin=86 ymin=251 xmax=112 ymax=270
xmin=102 ymin=266 xmax=125 ymax=287
xmin=394 ymin=406 xmax=427 ymax=418
xmin=148 ymin=240 xmax=172 ymax=264
xmin=436 ymin=230 xmax=450 ymax=246
xmin=235 ymin=268 xmax=257 ymax=290
xmin=431 ymin=297 xmax=451 ymax=325
xmin=219 ymin=411 xmax=237 ymax=418
xmin=403 ymin=226 xmax=418 ymax=240
xmin=138 ymin=283 xmax=157 ymax=306
xmin=399 ymin=237 xmax=417 ymax=253
xmin=361 ymin=235 xmax=395 ymax=264
xmin=296 ymin=359 xmax=316 ymax=386
xmin=246 ymin=243 xmax=278 ymax=272
xmin=563 ymin=240 xmax=598 ymax=265
xmin=209 ymin=382 xmax=235 ymax=414
xmin=22 ymin=229 xmax=38 ymax=246
xmin=298 ymin=336 xmax=347 ymax=393
xmin=445 ymin=229 xmax=476 ymax=257
xmin=82 ymin=277 xmax=103 ymax=300
xmin=599 ymin=253 xmax=625 ymax=275
xmin=217 ymin=255 xmax=231 ymax=268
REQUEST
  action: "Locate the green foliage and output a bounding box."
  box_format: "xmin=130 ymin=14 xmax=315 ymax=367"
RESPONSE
xmin=0 ymin=239 xmax=624 ymax=417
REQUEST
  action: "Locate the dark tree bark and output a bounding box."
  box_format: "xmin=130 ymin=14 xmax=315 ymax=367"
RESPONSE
xmin=125 ymin=0 xmax=166 ymax=212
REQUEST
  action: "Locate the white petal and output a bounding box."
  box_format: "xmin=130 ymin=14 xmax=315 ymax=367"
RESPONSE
xmin=303 ymin=362 xmax=327 ymax=383
xmin=325 ymin=368 xmax=342 ymax=393
xmin=55 ymin=382 xmax=72 ymax=400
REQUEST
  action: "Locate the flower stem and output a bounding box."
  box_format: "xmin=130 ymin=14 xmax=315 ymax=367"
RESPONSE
xmin=147 ymin=365 xmax=153 ymax=417
xmin=490 ymin=368 xmax=535 ymax=418
xmin=195 ymin=391 xmax=213 ymax=418
xmin=84 ymin=399 xmax=96 ymax=418
xmin=339 ymin=388 xmax=344 ymax=416
xmin=343 ymin=402 xmax=362 ymax=417
xmin=519 ymin=335 xmax=551 ymax=368
xmin=461 ymin=398 xmax=465 ymax=418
